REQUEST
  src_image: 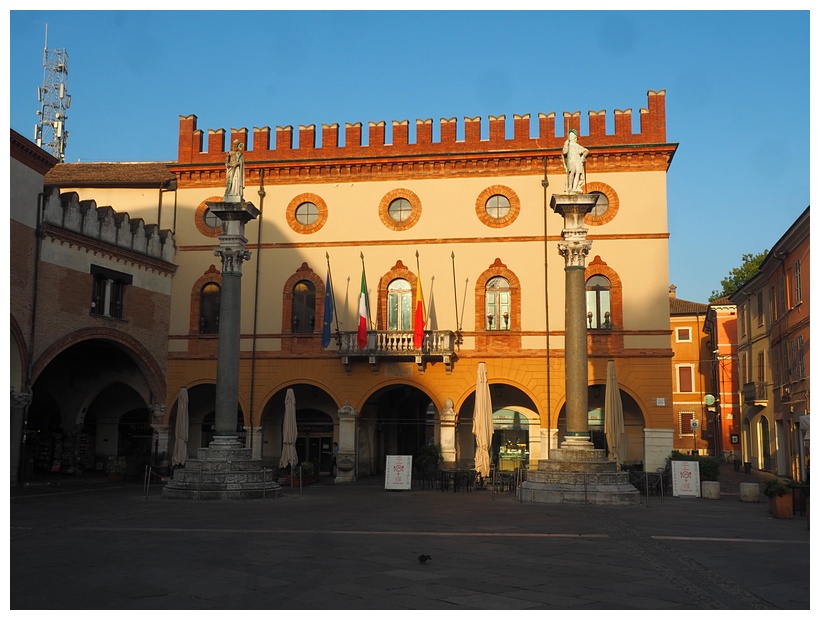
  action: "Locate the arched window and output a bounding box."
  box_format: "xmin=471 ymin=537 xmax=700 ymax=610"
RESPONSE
xmin=291 ymin=280 xmax=316 ymax=333
xmin=199 ymin=283 xmax=221 ymax=334
xmin=485 ymin=276 xmax=511 ymax=331
xmin=387 ymin=279 xmax=412 ymax=331
xmin=586 ymin=275 xmax=612 ymax=330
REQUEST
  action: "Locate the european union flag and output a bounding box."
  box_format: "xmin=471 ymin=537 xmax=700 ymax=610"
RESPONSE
xmin=322 ymin=269 xmax=334 ymax=348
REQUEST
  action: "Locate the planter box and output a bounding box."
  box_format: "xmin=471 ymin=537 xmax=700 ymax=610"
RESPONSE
xmin=701 ymin=481 xmax=720 ymax=499
xmin=769 ymin=493 xmax=793 ymax=519
xmin=280 ymin=475 xmax=316 ymax=488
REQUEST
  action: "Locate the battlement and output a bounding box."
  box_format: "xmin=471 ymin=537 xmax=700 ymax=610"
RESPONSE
xmin=42 ymin=187 xmax=176 ymax=264
xmin=177 ymin=90 xmax=667 ymax=164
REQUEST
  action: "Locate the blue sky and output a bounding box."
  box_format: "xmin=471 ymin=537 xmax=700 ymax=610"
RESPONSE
xmin=7 ymin=8 xmax=812 ymax=303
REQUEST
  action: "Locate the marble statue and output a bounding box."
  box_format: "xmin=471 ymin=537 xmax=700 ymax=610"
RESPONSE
xmin=562 ymin=129 xmax=589 ymax=194
xmin=225 ymin=140 xmax=245 ymax=201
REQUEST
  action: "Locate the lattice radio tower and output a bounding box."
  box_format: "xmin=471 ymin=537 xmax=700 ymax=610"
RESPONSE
xmin=34 ymin=25 xmax=71 ymax=162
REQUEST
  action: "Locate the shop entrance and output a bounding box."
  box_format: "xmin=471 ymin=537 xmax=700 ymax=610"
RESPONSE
xmin=295 ymin=409 xmax=333 ymax=474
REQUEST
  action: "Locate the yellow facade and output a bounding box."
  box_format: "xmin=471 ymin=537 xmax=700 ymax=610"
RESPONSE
xmin=52 ymin=92 xmax=677 ymax=475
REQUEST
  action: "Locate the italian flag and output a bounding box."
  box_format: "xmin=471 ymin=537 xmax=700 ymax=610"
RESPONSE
xmin=413 ymin=276 xmax=426 ymax=349
xmin=357 ymin=271 xmax=368 ymax=349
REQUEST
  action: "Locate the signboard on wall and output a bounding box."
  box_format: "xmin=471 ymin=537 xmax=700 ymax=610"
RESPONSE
xmin=384 ymin=455 xmax=412 ymax=490
xmin=671 ymin=460 xmax=701 ymax=497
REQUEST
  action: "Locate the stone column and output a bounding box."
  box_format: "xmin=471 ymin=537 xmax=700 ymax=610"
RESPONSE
xmin=551 ymin=193 xmax=598 ymax=448
xmin=207 ymin=199 xmax=259 ymax=447
xmin=246 ymin=426 xmax=263 ymax=460
xmin=151 ymin=424 xmax=171 ymax=469
xmin=336 ymin=404 xmax=357 ymax=482
xmin=439 ymin=398 xmax=457 ymax=466
xmin=10 ymin=390 xmax=31 ymax=484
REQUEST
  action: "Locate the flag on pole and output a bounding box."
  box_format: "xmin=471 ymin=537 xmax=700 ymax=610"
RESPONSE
xmin=357 ymin=271 xmax=368 ymax=349
xmin=322 ymin=269 xmax=334 ymax=348
xmin=413 ymin=275 xmax=426 ymax=349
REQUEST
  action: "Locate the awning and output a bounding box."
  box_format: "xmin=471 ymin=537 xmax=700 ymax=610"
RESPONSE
xmin=799 ymin=414 xmax=810 ymax=440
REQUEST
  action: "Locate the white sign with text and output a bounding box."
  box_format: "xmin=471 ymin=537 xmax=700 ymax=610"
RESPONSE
xmin=671 ymin=460 xmax=701 ymax=497
xmin=384 ymin=455 xmax=413 ymax=490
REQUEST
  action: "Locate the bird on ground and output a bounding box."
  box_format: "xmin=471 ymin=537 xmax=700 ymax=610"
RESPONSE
xmin=418 ymin=554 xmax=432 ymax=564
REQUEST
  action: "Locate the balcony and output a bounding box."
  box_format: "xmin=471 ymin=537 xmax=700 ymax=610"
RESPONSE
xmin=741 ymin=382 xmax=768 ymax=407
xmin=338 ymin=330 xmax=457 ymax=374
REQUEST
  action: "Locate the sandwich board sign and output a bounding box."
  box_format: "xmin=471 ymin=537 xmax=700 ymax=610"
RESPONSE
xmin=671 ymin=460 xmax=701 ymax=497
xmin=385 ymin=455 xmax=412 ymax=490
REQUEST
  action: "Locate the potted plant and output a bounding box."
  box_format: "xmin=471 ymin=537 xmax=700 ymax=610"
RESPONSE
xmin=764 ymin=479 xmax=793 ymax=519
xmin=107 ymin=458 xmax=127 ymax=482
xmin=282 ymin=461 xmax=317 ymax=487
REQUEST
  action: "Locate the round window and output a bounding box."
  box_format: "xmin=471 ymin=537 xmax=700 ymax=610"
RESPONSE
xmin=590 ymin=192 xmax=609 ymax=217
xmin=485 ymin=195 xmax=511 ymax=219
xmin=388 ymin=198 xmax=412 ymax=222
xmin=295 ymin=202 xmax=319 ymax=226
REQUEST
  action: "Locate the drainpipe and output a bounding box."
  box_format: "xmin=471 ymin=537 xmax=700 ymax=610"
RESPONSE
xmin=248 ymin=170 xmax=265 ymax=458
xmin=541 ymin=156 xmax=551 ymax=462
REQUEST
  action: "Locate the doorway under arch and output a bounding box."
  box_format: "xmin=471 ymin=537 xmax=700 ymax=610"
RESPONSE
xmin=557 ymin=385 xmax=646 ymax=467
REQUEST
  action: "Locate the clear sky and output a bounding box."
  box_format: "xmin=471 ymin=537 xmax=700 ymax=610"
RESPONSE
xmin=6 ymin=7 xmax=812 ymax=303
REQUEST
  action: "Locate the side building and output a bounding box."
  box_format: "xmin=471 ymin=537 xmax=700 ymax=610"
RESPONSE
xmin=668 ymin=286 xmax=711 ymax=455
xmin=10 ymin=129 xmax=177 ymax=482
xmin=703 ymin=297 xmax=740 ymax=461
xmin=36 ymin=90 xmax=678 ymax=478
xmin=730 ymin=207 xmax=809 ymax=481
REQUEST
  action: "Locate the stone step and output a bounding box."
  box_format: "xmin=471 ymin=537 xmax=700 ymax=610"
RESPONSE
xmin=195 ymin=446 xmax=253 ymax=461
xmin=526 ymin=470 xmax=633 ymax=485
xmin=167 ymin=469 xmax=276 ymax=485
xmin=549 ymin=448 xmax=608 ymax=462
xmin=518 ymin=481 xmax=640 ymax=505
xmin=536 ymin=461 xmax=621 ymax=474
xmin=182 ymin=458 xmax=268 ymax=472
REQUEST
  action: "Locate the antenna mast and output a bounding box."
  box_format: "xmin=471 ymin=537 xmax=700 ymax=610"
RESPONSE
xmin=34 ymin=24 xmax=71 ymax=162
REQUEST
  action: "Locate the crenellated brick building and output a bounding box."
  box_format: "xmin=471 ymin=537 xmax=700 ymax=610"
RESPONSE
xmin=10 ymin=129 xmax=177 ymax=481
xmin=16 ymin=90 xmax=680 ymax=479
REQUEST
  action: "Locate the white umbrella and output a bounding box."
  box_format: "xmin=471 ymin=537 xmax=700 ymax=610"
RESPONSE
xmin=473 ymin=362 xmax=493 ymax=478
xmin=172 ymin=387 xmax=189 ymax=467
xmin=279 ymin=388 xmax=298 ymax=469
xmin=604 ymin=360 xmax=626 ymax=467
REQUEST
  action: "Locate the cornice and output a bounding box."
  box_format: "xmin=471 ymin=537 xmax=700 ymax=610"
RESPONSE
xmin=170 ymin=144 xmax=677 ymax=189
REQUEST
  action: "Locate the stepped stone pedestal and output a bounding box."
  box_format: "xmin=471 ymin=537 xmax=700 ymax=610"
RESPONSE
xmin=518 ymin=446 xmax=639 ymax=505
xmin=162 ymin=437 xmax=280 ymax=500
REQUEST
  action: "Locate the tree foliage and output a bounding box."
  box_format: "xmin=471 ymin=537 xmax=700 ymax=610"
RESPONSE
xmin=709 ymin=250 xmax=769 ymax=301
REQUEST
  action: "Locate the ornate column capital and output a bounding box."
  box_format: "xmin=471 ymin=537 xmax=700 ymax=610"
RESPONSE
xmin=214 ymin=247 xmax=252 ymax=274
xmin=10 ymin=389 xmax=32 ymax=409
xmin=149 ymin=403 xmax=166 ymax=421
xmin=558 ymin=239 xmax=593 ymax=268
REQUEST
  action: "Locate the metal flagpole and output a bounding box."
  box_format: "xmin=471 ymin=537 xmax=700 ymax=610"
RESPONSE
xmin=451 ymin=251 xmax=462 ymax=345
xmin=360 ymin=252 xmax=371 ymax=329
xmin=326 ymin=252 xmax=341 ymax=345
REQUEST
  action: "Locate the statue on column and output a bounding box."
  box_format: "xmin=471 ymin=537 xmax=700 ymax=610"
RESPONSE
xmin=562 ymin=129 xmax=589 ymax=194
xmin=225 ymin=140 xmax=245 ymax=201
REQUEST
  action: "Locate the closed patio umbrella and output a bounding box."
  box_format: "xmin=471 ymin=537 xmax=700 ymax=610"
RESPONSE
xmin=604 ymin=360 xmax=626 ymax=468
xmin=279 ymin=388 xmax=298 ymax=470
xmin=172 ymin=387 xmax=189 ymax=467
xmin=473 ymin=362 xmax=493 ymax=478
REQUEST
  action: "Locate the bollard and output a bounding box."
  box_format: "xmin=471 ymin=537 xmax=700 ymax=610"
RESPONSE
xmin=739 ymin=482 xmax=760 ymax=502
xmin=701 ymin=480 xmax=720 ymax=499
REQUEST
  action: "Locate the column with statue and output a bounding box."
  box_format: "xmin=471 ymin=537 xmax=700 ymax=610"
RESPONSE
xmin=164 ymin=141 xmax=279 ymax=499
xmin=518 ymin=129 xmax=637 ymax=504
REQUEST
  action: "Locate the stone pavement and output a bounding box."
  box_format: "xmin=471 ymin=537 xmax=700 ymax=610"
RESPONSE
xmin=9 ymin=463 xmax=811 ymax=611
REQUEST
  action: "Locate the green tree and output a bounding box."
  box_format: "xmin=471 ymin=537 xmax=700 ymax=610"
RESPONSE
xmin=709 ymin=250 xmax=769 ymax=301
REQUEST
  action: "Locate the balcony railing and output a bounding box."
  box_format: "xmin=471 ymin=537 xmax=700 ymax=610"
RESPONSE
xmin=338 ymin=330 xmax=456 ymax=374
xmin=741 ymin=382 xmax=768 ymax=406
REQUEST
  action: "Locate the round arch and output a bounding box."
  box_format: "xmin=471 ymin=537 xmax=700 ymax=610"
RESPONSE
xmin=31 ymin=328 xmax=166 ymax=407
